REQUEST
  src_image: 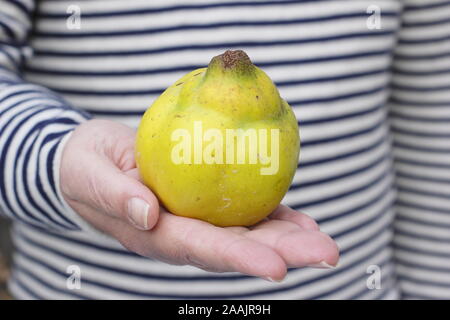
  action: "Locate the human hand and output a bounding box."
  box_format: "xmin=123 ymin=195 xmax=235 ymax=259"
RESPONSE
xmin=60 ymin=119 xmax=339 ymax=281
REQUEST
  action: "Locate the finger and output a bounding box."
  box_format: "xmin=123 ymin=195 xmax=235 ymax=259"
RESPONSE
xmin=73 ymin=154 xmax=160 ymax=231
xmin=124 ymin=168 xmax=142 ymax=182
xmin=251 ymin=219 xmax=301 ymax=233
xmin=224 ymin=226 xmax=248 ymax=235
xmin=245 ymin=219 xmax=339 ymax=268
xmin=117 ymin=210 xmax=288 ymax=281
xmin=269 ymin=205 xmax=320 ymax=231
xmin=61 ymin=120 xmax=159 ymax=231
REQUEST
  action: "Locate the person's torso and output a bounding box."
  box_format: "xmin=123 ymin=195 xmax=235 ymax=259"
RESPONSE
xmin=10 ymin=0 xmax=401 ymax=299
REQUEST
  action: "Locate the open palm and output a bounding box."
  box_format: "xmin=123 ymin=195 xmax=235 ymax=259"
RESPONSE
xmin=61 ymin=120 xmax=339 ymax=281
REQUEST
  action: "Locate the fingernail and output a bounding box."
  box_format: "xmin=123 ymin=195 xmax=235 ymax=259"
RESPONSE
xmin=307 ymin=261 xmax=336 ymax=269
xmin=127 ymin=197 xmax=150 ymax=230
xmin=263 ymin=277 xmax=282 ymax=283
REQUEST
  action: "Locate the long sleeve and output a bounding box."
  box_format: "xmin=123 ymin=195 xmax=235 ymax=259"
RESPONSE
xmin=0 ymin=0 xmax=91 ymax=231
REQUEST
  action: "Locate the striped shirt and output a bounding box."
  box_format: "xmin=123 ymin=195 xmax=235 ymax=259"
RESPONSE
xmin=0 ymin=0 xmax=448 ymax=299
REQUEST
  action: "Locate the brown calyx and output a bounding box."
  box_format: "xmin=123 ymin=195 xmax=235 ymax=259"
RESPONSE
xmin=220 ymin=50 xmax=251 ymax=69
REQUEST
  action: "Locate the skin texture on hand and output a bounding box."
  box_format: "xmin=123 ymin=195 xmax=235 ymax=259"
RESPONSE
xmin=60 ymin=119 xmax=339 ymax=281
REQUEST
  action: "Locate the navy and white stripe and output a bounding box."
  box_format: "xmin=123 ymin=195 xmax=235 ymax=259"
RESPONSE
xmin=0 ymin=0 xmax=90 ymax=232
xmin=390 ymin=0 xmax=450 ymax=300
xmin=1 ymin=0 xmax=445 ymax=299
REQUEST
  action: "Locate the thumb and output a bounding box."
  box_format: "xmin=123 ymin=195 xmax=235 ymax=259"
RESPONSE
xmin=60 ymin=119 xmax=160 ymax=231
xmin=81 ymin=155 xmax=160 ymax=230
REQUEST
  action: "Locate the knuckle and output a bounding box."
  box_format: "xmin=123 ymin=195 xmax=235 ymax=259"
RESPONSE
xmin=176 ymin=224 xmax=210 ymax=267
xmin=86 ymin=171 xmax=115 ymax=214
xmin=303 ymin=216 xmax=320 ymax=230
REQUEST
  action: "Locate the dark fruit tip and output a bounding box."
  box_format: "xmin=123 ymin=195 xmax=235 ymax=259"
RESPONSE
xmin=220 ymin=50 xmax=251 ymax=69
xmin=206 ymin=49 xmax=255 ymax=78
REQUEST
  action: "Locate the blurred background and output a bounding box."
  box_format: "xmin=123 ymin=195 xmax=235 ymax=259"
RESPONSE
xmin=0 ymin=217 xmax=12 ymax=299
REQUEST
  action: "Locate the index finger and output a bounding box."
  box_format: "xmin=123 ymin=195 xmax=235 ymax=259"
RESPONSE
xmin=269 ymin=205 xmax=320 ymax=231
xmin=116 ymin=209 xmax=288 ymax=281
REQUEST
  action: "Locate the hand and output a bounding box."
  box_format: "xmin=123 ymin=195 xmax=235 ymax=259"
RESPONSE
xmin=60 ymin=119 xmax=339 ymax=281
